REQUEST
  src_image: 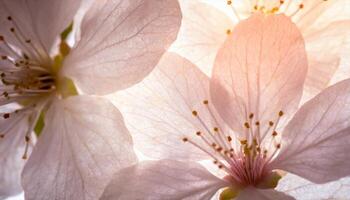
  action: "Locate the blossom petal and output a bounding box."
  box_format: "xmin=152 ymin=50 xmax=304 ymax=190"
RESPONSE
xmin=272 ymin=79 xmax=350 ymax=183
xmin=236 ymin=187 xmax=295 ymax=200
xmin=302 ymin=21 xmax=350 ymax=102
xmin=109 ymin=52 xmax=228 ymax=161
xmin=210 ymin=14 xmax=307 ymax=138
xmin=0 ymin=0 xmax=81 ymax=58
xmin=171 ymin=0 xmax=233 ymax=75
xmin=100 ymin=160 xmax=227 ymax=200
xmin=22 ymin=96 xmax=137 ymax=200
xmin=62 ymin=0 xmax=182 ymax=95
xmin=277 ymin=173 xmax=350 ymax=200
xmin=0 ymin=113 xmax=31 ymax=198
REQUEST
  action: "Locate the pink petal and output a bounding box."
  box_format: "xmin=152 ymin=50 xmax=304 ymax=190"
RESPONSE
xmin=302 ymin=20 xmax=350 ymax=103
xmin=100 ymin=160 xmax=227 ymax=200
xmin=22 ymin=96 xmax=137 ymax=200
xmin=271 ymin=79 xmax=350 ymax=183
xmin=171 ymin=0 xmax=233 ymax=75
xmin=0 ymin=0 xmax=81 ymax=58
xmin=277 ymin=173 xmax=350 ymax=199
xmin=210 ymin=14 xmax=307 ymax=138
xmin=109 ymin=52 xmax=227 ymax=161
xmin=62 ymin=0 xmax=182 ymax=95
xmin=236 ymin=187 xmax=294 ymax=200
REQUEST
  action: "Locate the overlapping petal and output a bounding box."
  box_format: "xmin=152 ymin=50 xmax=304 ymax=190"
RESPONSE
xmin=62 ymin=0 xmax=182 ymax=95
xmin=170 ymin=0 xmax=233 ymax=75
xmin=109 ymin=52 xmax=227 ymax=161
xmin=271 ymin=79 xmax=350 ymax=183
xmin=100 ymin=160 xmax=227 ymax=200
xmin=0 ymin=0 xmax=81 ymax=60
xmin=210 ymin=14 xmax=307 ymax=138
xmin=22 ymin=96 xmax=137 ymax=200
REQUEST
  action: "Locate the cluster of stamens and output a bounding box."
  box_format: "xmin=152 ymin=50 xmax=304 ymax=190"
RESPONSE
xmin=0 ymin=16 xmax=55 ymax=159
xmin=182 ymin=100 xmax=284 ymax=186
xmin=225 ymin=0 xmax=330 ymax=35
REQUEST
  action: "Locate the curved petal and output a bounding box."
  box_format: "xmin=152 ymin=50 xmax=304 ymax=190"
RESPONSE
xmin=108 ymin=52 xmax=230 ymax=161
xmin=22 ymin=96 xmax=137 ymax=200
xmin=210 ymin=14 xmax=307 ymax=138
xmin=100 ymin=160 xmax=227 ymax=200
xmin=0 ymin=0 xmax=81 ymax=59
xmin=171 ymin=0 xmax=233 ymax=75
xmin=62 ymin=0 xmax=182 ymax=95
xmin=272 ymin=79 xmax=350 ymax=183
xmin=277 ymin=173 xmax=350 ymax=200
xmin=236 ymin=187 xmax=295 ymax=200
xmin=0 ymin=112 xmax=31 ymax=198
xmin=302 ymin=20 xmax=350 ymax=103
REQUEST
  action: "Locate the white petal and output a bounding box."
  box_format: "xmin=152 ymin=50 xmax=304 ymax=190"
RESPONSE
xmin=236 ymin=187 xmax=295 ymax=200
xmin=0 ymin=113 xmax=31 ymax=199
xmin=101 ymin=160 xmax=227 ymax=200
xmin=22 ymin=96 xmax=137 ymax=200
xmin=170 ymin=0 xmax=233 ymax=75
xmin=108 ymin=52 xmax=227 ymax=161
xmin=272 ymin=79 xmax=350 ymax=183
xmin=277 ymin=173 xmax=350 ymax=200
xmin=302 ymin=20 xmax=350 ymax=103
xmin=210 ymin=14 xmax=307 ymax=138
xmin=0 ymin=0 xmax=81 ymax=58
xmin=62 ymin=0 xmax=182 ymax=95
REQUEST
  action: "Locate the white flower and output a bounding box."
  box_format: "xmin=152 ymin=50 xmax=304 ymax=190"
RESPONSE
xmin=0 ymin=0 xmax=182 ymax=199
xmin=104 ymin=13 xmax=350 ymax=199
xmin=172 ymin=0 xmax=350 ymax=102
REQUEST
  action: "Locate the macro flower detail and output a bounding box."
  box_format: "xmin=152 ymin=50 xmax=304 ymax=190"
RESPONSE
xmin=105 ymin=14 xmax=350 ymax=199
xmin=0 ymin=0 xmax=182 ymax=199
xmin=172 ymin=0 xmax=350 ymax=102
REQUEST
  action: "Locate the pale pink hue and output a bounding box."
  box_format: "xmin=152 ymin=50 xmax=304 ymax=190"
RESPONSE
xmin=0 ymin=0 xmax=182 ymax=199
xmin=172 ymin=0 xmax=350 ymax=103
xmin=107 ymin=13 xmax=350 ymax=199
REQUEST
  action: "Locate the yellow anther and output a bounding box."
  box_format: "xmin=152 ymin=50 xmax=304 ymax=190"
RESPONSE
xmin=226 ymin=29 xmax=231 ymax=35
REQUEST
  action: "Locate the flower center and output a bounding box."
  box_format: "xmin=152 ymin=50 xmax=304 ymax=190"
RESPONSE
xmin=181 ymin=100 xmax=284 ymax=187
xmin=0 ymin=15 xmax=57 ymax=159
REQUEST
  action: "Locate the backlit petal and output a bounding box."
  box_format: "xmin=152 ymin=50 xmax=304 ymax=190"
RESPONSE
xmin=100 ymin=160 xmax=227 ymax=200
xmin=272 ymin=79 xmax=350 ymax=183
xmin=210 ymin=14 xmax=307 ymax=138
xmin=22 ymin=96 xmax=137 ymax=200
xmin=62 ymin=0 xmax=182 ymax=95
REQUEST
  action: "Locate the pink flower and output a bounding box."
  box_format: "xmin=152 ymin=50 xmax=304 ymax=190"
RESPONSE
xmin=172 ymin=0 xmax=350 ymax=103
xmin=0 ymin=0 xmax=182 ymax=199
xmin=105 ymin=13 xmax=350 ymax=199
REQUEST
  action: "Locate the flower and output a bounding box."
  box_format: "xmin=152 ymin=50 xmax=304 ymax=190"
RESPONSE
xmin=104 ymin=13 xmax=350 ymax=199
xmin=171 ymin=0 xmax=350 ymax=102
xmin=0 ymin=0 xmax=182 ymax=199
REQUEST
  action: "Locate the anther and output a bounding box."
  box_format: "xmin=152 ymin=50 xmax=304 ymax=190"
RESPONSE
xmin=25 ymin=136 xmax=30 ymax=142
xmin=255 ymin=121 xmax=260 ymax=126
xmin=182 ymin=137 xmax=188 ymax=142
xmin=0 ymin=35 xmax=4 ymax=41
xmin=227 ymin=0 xmax=232 ymax=5
xmin=276 ymin=144 xmax=281 ymax=149
xmin=227 ymin=136 xmax=232 ymax=142
xmin=7 ymin=16 xmax=12 ymax=21
xmin=196 ymin=131 xmax=201 ymax=136
xmin=10 ymin=28 xmax=15 ymax=32
xmin=272 ymin=131 xmax=278 ymax=137
xmin=278 ymin=110 xmax=284 ymax=116
xmin=0 ymin=134 xmax=4 ymax=138
xmin=240 ymin=140 xmax=247 ymax=145
xmin=203 ymin=100 xmax=208 ymax=105
xmin=3 ymin=113 xmax=10 ymax=119
xmin=299 ymin=4 xmax=304 ymax=9
xmin=244 ymin=122 xmax=250 ymax=128
xmin=249 ymin=113 xmax=254 ymax=119
xmin=226 ymin=29 xmax=231 ymax=35
xmin=192 ymin=110 xmax=198 ymax=116
xmin=213 ymin=127 xmax=219 ymax=132
xmin=269 ymin=121 xmax=274 ymax=126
